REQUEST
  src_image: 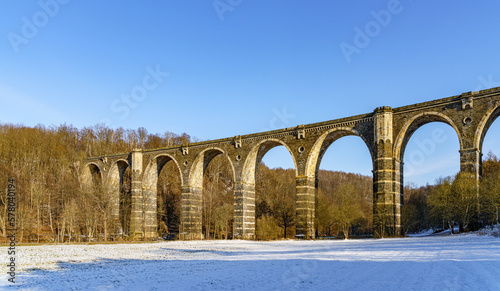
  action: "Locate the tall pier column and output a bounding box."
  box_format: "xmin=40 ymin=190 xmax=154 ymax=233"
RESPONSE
xmin=295 ymin=175 xmax=316 ymax=239
xmin=233 ymin=181 xmax=255 ymax=239
xmin=143 ymin=181 xmax=157 ymax=240
xmin=108 ymin=172 xmax=121 ymax=236
xmin=180 ymin=185 xmax=203 ymax=240
xmin=373 ymin=106 xmax=400 ymax=237
xmin=130 ymin=149 xmax=144 ymax=239
xmin=460 ymin=148 xmax=482 ymax=180
xmin=394 ymin=157 xmax=404 ymax=223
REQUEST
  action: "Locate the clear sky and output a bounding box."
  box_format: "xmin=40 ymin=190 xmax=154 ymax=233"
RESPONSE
xmin=1 ymin=1 xmax=500 ymax=186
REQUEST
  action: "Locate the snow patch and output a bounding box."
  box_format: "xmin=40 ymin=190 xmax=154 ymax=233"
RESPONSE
xmin=1 ymin=235 xmax=499 ymax=290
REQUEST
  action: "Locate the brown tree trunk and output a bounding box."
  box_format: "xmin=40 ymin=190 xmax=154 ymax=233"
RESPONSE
xmin=37 ymin=201 xmax=40 ymax=243
xmin=103 ymin=215 xmax=108 ymax=242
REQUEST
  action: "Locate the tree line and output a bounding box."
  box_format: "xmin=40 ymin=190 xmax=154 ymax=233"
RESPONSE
xmin=402 ymin=152 xmax=500 ymax=234
xmin=0 ymin=123 xmax=191 ymax=243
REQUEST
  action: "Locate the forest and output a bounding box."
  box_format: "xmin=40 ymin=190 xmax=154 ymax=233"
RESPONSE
xmin=0 ymin=123 xmax=498 ymax=243
xmin=402 ymin=152 xmax=500 ymax=235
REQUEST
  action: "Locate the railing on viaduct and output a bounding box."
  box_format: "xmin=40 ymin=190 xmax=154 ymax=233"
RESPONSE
xmin=82 ymin=87 xmax=500 ymax=240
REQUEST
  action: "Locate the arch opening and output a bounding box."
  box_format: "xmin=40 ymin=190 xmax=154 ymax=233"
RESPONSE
xmin=395 ymin=113 xmax=462 ymax=167
xmin=242 ymin=139 xmax=298 ymax=186
xmin=81 ymin=163 xmax=107 ymax=241
xmin=142 ymin=154 xmax=183 ymax=239
xmin=401 ymin=122 xmax=460 ymax=234
xmin=119 ymin=166 xmax=132 ymax=237
xmin=107 ymin=160 xmax=131 ymax=239
xmin=305 ymin=128 xmax=374 ymax=179
xmin=202 ymin=153 xmax=234 ymax=239
xmin=157 ymin=157 xmax=182 ymax=239
xmin=186 ymin=148 xmax=235 ymax=240
xmin=86 ymin=163 xmax=102 ymax=187
xmin=315 ymin=134 xmax=374 ymax=239
xmin=255 ymin=144 xmax=297 ymax=240
xmin=401 ymin=123 xmax=460 ymax=187
xmin=478 ymin=107 xmax=500 ymax=228
xmin=478 ymin=105 xmax=500 ymax=157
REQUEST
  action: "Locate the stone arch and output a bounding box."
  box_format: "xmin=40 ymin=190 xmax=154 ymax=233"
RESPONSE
xmin=241 ymin=138 xmax=298 ymax=185
xmin=305 ymin=127 xmax=375 ymax=179
xmin=394 ymin=112 xmax=463 ymax=162
xmin=233 ymin=139 xmax=297 ymax=239
xmin=393 ymin=112 xmax=463 ymax=210
xmin=81 ymin=162 xmax=103 ymax=187
xmin=475 ymin=103 xmax=500 ymax=153
xmin=143 ymin=154 xmax=183 ymax=191
xmin=183 ymin=147 xmax=235 ymax=240
xmin=188 ymin=147 xmax=235 ymax=189
xmin=141 ymin=154 xmax=183 ymax=239
xmin=108 ymin=159 xmax=130 ymax=189
xmin=300 ymin=128 xmax=374 ymax=239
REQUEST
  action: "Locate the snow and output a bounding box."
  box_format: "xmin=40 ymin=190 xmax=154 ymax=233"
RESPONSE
xmin=2 ymin=232 xmax=500 ymax=290
xmin=407 ymin=229 xmax=436 ymax=237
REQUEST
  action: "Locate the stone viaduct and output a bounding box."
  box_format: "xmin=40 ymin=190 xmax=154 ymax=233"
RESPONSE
xmin=82 ymin=87 xmax=500 ymax=240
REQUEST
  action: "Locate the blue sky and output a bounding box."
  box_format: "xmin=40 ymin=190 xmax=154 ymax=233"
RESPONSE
xmin=1 ymin=1 xmax=500 ymax=186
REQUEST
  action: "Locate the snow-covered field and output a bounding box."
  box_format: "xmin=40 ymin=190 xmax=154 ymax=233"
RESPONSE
xmin=2 ymin=232 xmax=500 ymax=290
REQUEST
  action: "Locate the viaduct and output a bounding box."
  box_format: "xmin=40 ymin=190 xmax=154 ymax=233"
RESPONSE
xmin=82 ymin=87 xmax=500 ymax=240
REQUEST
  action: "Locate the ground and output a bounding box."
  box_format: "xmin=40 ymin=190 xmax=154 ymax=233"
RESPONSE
xmin=1 ymin=230 xmax=500 ymax=290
